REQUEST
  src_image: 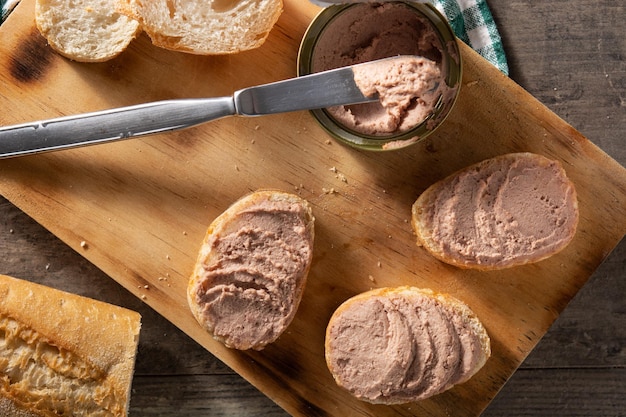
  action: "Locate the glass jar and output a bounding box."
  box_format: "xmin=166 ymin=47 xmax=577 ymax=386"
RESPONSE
xmin=298 ymin=1 xmax=462 ymax=151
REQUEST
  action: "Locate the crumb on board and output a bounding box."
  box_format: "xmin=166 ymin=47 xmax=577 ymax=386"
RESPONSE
xmin=80 ymin=241 xmax=88 ymax=249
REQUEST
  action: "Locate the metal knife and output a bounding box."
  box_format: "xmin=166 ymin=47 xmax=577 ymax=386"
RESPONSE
xmin=0 ymin=57 xmax=392 ymax=159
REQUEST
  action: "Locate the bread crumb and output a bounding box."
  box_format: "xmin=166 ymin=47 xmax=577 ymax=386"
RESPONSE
xmin=465 ymin=80 xmax=479 ymax=87
xmin=9 ymin=229 xmax=14 ymax=234
xmin=368 ymin=275 xmax=375 ymax=283
xmin=141 ymin=294 xmax=147 ymax=300
xmin=144 ymin=284 xmax=150 ymax=290
xmin=329 ymin=166 xmax=338 ymax=173
xmin=80 ymin=241 xmax=88 ymax=249
xmin=338 ymin=173 xmax=347 ymax=183
xmin=183 ymin=231 xmax=188 ymax=236
xmin=254 ymin=126 xmax=260 ymax=131
xmin=165 ymin=254 xmax=171 ymax=260
xmin=377 ymin=260 xmax=382 ymax=268
xmin=45 ymin=263 xmax=50 ymax=271
xmin=325 ymin=139 xmax=332 ymax=145
xmin=322 ymin=187 xmax=338 ymax=195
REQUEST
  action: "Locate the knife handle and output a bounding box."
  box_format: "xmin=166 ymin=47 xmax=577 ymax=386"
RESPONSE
xmin=0 ymin=97 xmax=236 ymax=159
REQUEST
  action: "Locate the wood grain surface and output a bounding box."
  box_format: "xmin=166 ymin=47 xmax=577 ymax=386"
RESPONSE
xmin=1 ymin=0 xmax=625 ymax=416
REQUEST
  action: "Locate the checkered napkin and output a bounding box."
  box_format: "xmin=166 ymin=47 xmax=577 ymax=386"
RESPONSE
xmin=1 ymin=0 xmax=18 ymax=23
xmin=1 ymin=0 xmax=508 ymax=74
xmin=432 ymin=0 xmax=509 ymax=74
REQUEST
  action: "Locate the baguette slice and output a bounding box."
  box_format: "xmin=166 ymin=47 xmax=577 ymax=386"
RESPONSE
xmin=325 ymin=286 xmax=490 ymax=404
xmin=0 ymin=274 xmax=141 ymax=417
xmin=35 ymin=0 xmax=140 ymax=62
xmin=188 ymin=190 xmax=314 ymax=350
xmin=412 ymin=152 xmax=579 ymax=270
xmin=119 ymin=0 xmax=283 ymax=55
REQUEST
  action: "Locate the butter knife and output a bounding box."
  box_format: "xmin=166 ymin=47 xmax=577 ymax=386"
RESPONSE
xmin=0 ymin=57 xmax=394 ymax=159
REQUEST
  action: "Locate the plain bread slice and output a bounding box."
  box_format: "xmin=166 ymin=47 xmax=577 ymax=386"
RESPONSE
xmin=35 ymin=0 xmax=140 ymax=62
xmin=121 ymin=0 xmax=283 ymax=54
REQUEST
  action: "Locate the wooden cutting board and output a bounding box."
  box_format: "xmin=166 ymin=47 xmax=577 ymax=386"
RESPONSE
xmin=1 ymin=0 xmax=625 ymax=416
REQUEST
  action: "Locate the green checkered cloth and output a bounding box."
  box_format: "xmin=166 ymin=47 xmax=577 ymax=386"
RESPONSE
xmin=1 ymin=0 xmax=17 ymax=22
xmin=1 ymin=0 xmax=508 ymax=74
xmin=432 ymin=0 xmax=509 ymax=74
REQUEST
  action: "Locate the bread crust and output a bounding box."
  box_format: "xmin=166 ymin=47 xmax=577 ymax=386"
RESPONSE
xmin=0 ymin=274 xmax=141 ymax=417
xmin=412 ymin=152 xmax=579 ymax=270
xmin=0 ymin=397 xmax=44 ymax=417
xmin=325 ymin=286 xmax=490 ymax=404
xmin=188 ymin=190 xmax=314 ymax=350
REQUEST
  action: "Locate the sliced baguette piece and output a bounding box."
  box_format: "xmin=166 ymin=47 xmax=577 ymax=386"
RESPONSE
xmin=188 ymin=190 xmax=314 ymax=350
xmin=325 ymin=286 xmax=490 ymax=404
xmin=35 ymin=0 xmax=140 ymax=62
xmin=412 ymin=152 xmax=579 ymax=270
xmin=0 ymin=274 xmax=141 ymax=417
xmin=119 ymin=0 xmax=283 ymax=55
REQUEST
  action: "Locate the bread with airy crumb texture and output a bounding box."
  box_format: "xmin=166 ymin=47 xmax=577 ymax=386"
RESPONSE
xmin=188 ymin=190 xmax=314 ymax=350
xmin=119 ymin=0 xmax=283 ymax=55
xmin=0 ymin=274 xmax=141 ymax=417
xmin=325 ymin=286 xmax=490 ymax=404
xmin=35 ymin=0 xmax=140 ymax=62
xmin=412 ymin=153 xmax=579 ymax=270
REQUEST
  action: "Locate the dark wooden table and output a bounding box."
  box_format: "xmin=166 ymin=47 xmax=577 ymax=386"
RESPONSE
xmin=1 ymin=0 xmax=624 ymax=415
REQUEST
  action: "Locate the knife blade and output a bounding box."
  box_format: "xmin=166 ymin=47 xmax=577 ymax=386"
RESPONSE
xmin=0 ymin=57 xmax=396 ymax=159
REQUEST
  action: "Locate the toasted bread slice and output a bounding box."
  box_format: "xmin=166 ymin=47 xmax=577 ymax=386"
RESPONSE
xmin=325 ymin=286 xmax=490 ymax=404
xmin=188 ymin=190 xmax=314 ymax=350
xmin=412 ymin=153 xmax=579 ymax=270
